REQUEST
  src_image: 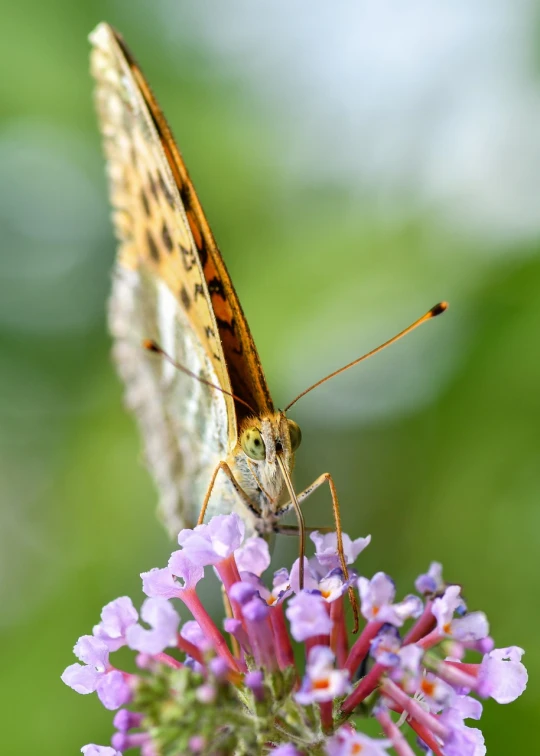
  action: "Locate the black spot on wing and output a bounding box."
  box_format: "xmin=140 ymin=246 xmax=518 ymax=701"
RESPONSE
xmin=194 ymin=283 xmax=205 ymax=300
xmin=179 ymin=182 xmax=191 ymax=210
xmin=146 ymin=229 xmax=159 ymax=262
xmin=180 ymin=243 xmax=196 ymax=271
xmin=216 ymin=316 xmax=236 ymax=335
xmin=216 ymin=317 xmax=243 ymax=355
xmin=162 ymin=221 xmax=173 ymax=252
xmin=208 ymin=277 xmax=226 ymax=299
xmin=197 ymin=238 xmax=208 ymax=269
xmin=205 ymin=325 xmax=215 ymax=339
xmin=180 ymin=285 xmax=191 ymax=310
xmin=140 ymin=188 xmax=151 ymax=217
xmin=158 ymin=172 xmax=175 ymax=209
xmin=148 ymin=172 xmax=158 ymax=202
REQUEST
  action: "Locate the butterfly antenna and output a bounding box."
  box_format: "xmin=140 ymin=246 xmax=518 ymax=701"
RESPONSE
xmin=143 ymin=339 xmax=257 ymax=415
xmin=284 ymin=302 xmax=448 ymax=411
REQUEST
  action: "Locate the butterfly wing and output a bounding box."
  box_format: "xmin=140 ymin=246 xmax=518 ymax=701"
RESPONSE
xmin=89 ymin=23 xmax=272 ymax=533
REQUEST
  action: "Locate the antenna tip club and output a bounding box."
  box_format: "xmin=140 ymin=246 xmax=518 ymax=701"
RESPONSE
xmin=430 ymin=301 xmax=448 ymax=317
xmin=142 ymin=338 xmax=161 ymax=353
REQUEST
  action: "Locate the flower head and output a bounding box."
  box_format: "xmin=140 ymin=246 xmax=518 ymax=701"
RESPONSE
xmin=311 ymin=530 xmax=371 ymax=570
xmin=286 ymin=590 xmax=333 ymax=641
xmin=295 ymin=646 xmax=350 ymax=704
xmin=358 ymin=573 xmax=422 ymax=626
xmin=93 ymin=597 xmax=138 ymax=651
xmin=126 ymin=597 xmax=180 ymax=654
xmin=62 ymin=514 xmax=526 ymax=754
xmin=326 ymin=727 xmax=391 ymax=755
xmin=478 ymin=646 xmax=528 ymax=703
xmin=177 ymin=513 xmax=245 ymax=565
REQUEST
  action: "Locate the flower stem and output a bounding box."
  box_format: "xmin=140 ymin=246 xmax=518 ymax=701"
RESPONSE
xmin=380 ymin=679 xmax=448 ymax=740
xmin=180 ymin=588 xmax=242 ymax=672
xmin=376 ymin=708 xmax=416 ymax=756
xmin=402 ymin=600 xmax=435 ymax=645
xmin=344 ymin=621 xmax=383 ymax=675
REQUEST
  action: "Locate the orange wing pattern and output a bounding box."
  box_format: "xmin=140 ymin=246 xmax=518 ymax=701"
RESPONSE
xmin=105 ymin=24 xmax=274 ymax=430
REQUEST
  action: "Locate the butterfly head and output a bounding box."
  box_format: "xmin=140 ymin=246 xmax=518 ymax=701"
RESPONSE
xmin=239 ymin=412 xmax=302 ymax=467
xmin=236 ymin=412 xmax=302 ymax=513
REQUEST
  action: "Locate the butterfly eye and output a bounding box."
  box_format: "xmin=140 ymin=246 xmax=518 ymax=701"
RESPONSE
xmin=241 ymin=427 xmax=266 ymax=461
xmin=287 ymin=419 xmax=302 ymax=452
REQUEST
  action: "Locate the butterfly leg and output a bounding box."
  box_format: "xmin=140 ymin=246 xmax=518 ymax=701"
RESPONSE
xmin=278 ymin=472 xmax=360 ymax=633
xmin=197 ymin=460 xmax=261 ymax=526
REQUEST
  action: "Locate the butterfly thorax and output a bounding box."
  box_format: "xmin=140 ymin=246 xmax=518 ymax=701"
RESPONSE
xmin=229 ymin=411 xmax=299 ymax=536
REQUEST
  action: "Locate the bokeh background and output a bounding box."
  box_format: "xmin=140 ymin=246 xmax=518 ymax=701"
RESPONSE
xmin=1 ymin=0 xmax=538 ymax=753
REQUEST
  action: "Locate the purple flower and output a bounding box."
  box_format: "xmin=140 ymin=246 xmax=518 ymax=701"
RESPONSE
xmin=139 ymin=553 xmax=202 ymax=601
xmin=295 ymin=646 xmax=350 ymax=704
xmin=62 ymin=635 xmax=109 ymax=694
xmin=230 ymin=581 xmax=269 ymax=621
xmin=62 ymin=635 xmax=131 ymax=709
xmin=290 ymin=558 xmax=348 ymax=602
xmin=390 ymin=643 xmax=424 ymax=688
xmin=325 ymin=727 xmax=391 ymax=755
xmin=93 ymin=597 xmax=138 ymax=652
xmin=478 ymin=646 xmax=528 ymax=703
xmin=451 ymin=612 xmax=490 ymax=642
xmin=358 ymin=573 xmax=423 ymax=626
xmin=113 ymin=709 xmax=143 ymax=732
xmin=370 ymin=625 xmax=402 ymax=667
xmin=224 ymin=617 xmax=251 ymax=653
xmin=62 ymin=510 xmax=526 ymax=754
xmin=209 ymin=656 xmax=230 ymax=680
xmin=177 ymin=513 xmax=245 ymax=565
xmin=310 ymin=530 xmax=371 ymax=570
xmin=244 ymin=567 xmax=292 ymax=606
xmin=229 ymin=581 xmax=258 ymax=605
xmin=74 ymin=635 xmax=110 ymax=671
xmin=415 ymin=562 xmax=444 ymax=596
xmin=140 ymin=567 xmax=180 ymax=598
xmin=141 ymin=567 xmax=192 ymax=599
xmin=439 ymin=696 xmax=486 ymax=756
xmin=235 ymin=535 xmax=270 ymax=576
xmin=417 ymin=672 xmax=455 ymax=710
xmin=62 ymin=663 xmax=101 ymax=695
xmin=245 ymin=670 xmax=265 ymax=701
xmin=433 ymin=586 xmax=489 ymax=641
xmin=126 ymin=597 xmax=180 ymax=654
xmin=286 ymin=591 xmax=333 ymax=641
xmin=181 ymin=620 xmax=212 ymax=652
xmin=95 ymin=669 xmax=131 ymax=710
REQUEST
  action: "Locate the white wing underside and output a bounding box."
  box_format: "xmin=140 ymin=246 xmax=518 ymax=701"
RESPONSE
xmin=109 ymin=263 xmax=239 ymax=536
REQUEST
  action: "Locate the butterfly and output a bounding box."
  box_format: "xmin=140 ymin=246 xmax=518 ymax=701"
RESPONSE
xmin=89 ymin=23 xmax=446 ymax=581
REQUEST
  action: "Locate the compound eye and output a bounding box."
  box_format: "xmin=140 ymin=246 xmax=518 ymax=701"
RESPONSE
xmin=240 ymin=427 xmax=266 ymax=461
xmin=287 ymin=419 xmax=302 ymax=451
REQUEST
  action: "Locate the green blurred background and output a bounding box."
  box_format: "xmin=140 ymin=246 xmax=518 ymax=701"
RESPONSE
xmin=1 ymin=0 xmax=538 ymax=753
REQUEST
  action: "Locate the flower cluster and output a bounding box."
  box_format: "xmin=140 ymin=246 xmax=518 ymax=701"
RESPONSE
xmin=62 ymin=514 xmax=527 ymax=755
